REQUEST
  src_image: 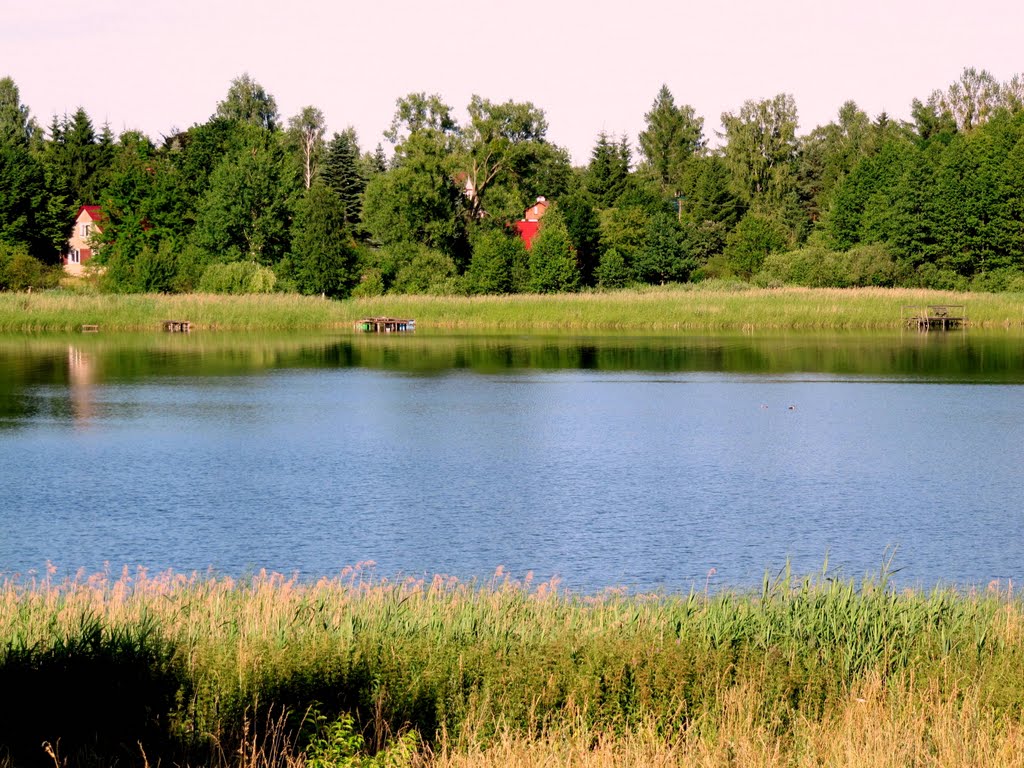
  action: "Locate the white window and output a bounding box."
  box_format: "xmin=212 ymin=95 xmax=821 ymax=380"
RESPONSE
xmin=80 ymin=223 xmax=91 ymax=237
xmin=70 ymin=249 xmax=79 ymax=263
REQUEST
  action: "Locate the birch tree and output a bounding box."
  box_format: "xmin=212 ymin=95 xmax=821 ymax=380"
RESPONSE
xmin=288 ymin=106 xmax=326 ymax=189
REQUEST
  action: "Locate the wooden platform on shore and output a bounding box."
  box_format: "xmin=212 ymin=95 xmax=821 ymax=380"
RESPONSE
xmin=356 ymin=317 xmax=415 ymax=333
xmin=902 ymin=305 xmax=965 ymax=331
xmin=163 ymin=320 xmax=191 ymax=333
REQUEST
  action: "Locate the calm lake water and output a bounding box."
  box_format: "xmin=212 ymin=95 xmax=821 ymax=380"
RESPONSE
xmin=2 ymin=330 xmax=1023 ymax=592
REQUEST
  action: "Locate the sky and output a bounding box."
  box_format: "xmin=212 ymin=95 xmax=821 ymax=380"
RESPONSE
xmin=4 ymin=0 xmax=1022 ymax=165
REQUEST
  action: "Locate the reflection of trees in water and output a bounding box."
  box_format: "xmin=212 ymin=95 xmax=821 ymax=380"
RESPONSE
xmin=0 ymin=345 xmax=66 ymax=425
xmin=338 ymin=334 xmax=1024 ymax=381
xmin=0 ymin=333 xmax=1021 ymax=413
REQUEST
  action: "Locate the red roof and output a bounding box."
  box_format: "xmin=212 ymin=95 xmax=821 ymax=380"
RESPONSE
xmin=515 ymin=220 xmax=540 ymax=250
xmin=77 ymin=205 xmax=103 ymax=221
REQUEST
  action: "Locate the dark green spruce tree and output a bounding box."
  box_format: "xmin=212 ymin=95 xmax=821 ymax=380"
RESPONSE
xmin=585 ymin=132 xmax=630 ymax=208
xmin=529 ymin=206 xmax=580 ymax=292
xmin=322 ymin=128 xmax=367 ymax=230
xmin=638 ymin=84 xmax=704 ymax=194
xmin=289 ymin=181 xmax=358 ymax=297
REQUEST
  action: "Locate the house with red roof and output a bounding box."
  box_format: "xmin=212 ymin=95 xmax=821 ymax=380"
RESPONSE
xmin=64 ymin=205 xmax=103 ymax=275
xmin=514 ymin=196 xmax=549 ymax=250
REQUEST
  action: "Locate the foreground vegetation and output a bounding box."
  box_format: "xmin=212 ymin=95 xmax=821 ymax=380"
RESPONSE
xmin=1 ymin=283 xmax=1023 ymax=334
xmin=2 ymin=565 xmax=1024 ymax=767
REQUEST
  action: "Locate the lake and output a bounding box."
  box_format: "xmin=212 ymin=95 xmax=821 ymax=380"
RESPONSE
xmin=1 ymin=330 xmax=1023 ymax=592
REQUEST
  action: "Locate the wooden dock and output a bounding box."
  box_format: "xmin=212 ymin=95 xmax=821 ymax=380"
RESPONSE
xmin=356 ymin=317 xmax=415 ymax=333
xmin=80 ymin=324 xmax=99 ymax=333
xmin=163 ymin=320 xmax=191 ymax=333
xmin=902 ymin=305 xmax=966 ymax=331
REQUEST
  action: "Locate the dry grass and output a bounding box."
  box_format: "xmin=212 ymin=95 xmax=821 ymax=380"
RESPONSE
xmin=432 ymin=678 xmax=1024 ymax=767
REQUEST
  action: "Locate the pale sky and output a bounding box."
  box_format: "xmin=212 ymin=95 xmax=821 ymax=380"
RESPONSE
xmin=5 ymin=0 xmax=1021 ymax=164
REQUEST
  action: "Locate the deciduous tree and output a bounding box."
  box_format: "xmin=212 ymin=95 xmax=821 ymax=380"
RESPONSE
xmin=457 ymin=95 xmax=549 ymax=220
xmin=288 ymin=106 xmax=326 ymax=189
xmin=188 ymin=127 xmax=292 ymax=266
xmin=721 ymin=94 xmax=799 ymax=212
xmin=216 ymin=73 xmax=279 ymax=131
xmin=928 ymin=67 xmax=1003 ymax=132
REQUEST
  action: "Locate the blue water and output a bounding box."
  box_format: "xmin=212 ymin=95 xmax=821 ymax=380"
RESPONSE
xmin=2 ymin=334 xmax=1023 ymax=592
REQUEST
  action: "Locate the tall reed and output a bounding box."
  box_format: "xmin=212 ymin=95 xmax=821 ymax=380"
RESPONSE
xmin=1 ymin=285 xmax=1022 ymax=332
xmin=2 ymin=565 xmax=1023 ymax=766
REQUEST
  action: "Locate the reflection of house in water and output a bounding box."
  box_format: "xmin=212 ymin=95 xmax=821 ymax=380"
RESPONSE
xmin=68 ymin=345 xmax=97 ymax=423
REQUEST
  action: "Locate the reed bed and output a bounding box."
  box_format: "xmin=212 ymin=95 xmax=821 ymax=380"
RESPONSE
xmin=2 ymin=565 xmax=1024 ymax=766
xmin=1 ymin=284 xmax=1022 ymax=333
xmin=350 ymin=285 xmax=1024 ymax=331
xmin=0 ymin=292 xmax=350 ymax=333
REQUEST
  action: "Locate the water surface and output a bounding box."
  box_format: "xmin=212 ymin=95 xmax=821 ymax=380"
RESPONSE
xmin=2 ymin=330 xmax=1022 ymax=592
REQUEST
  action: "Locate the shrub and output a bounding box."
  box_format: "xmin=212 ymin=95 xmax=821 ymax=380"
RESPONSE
xmin=352 ymin=268 xmax=385 ymax=298
xmin=134 ymin=240 xmax=179 ymax=293
xmin=304 ymin=710 xmax=419 ymax=768
xmin=968 ymin=268 xmax=1024 ymax=293
xmin=465 ymin=230 xmax=522 ymax=294
xmin=0 ymin=243 xmax=60 ymax=291
xmin=843 ymin=243 xmax=898 ymax=287
xmin=198 ymin=261 xmax=277 ymax=294
xmin=759 ymin=246 xmax=830 ymax=286
xmin=913 ymin=262 xmax=968 ymax=291
xmin=595 ymin=247 xmax=630 ymax=289
xmin=390 ymin=247 xmax=458 ymax=295
xmin=723 ymin=214 xmax=789 ymax=277
xmin=171 ymin=243 xmax=208 ymax=293
xmin=759 ymin=243 xmax=899 ymax=288
xmin=691 ymin=253 xmax=740 ymax=283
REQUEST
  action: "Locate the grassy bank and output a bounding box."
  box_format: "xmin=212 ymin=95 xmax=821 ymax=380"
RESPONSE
xmin=2 ymin=567 xmax=1024 ymax=767
xmin=1 ymin=284 xmax=1023 ymax=333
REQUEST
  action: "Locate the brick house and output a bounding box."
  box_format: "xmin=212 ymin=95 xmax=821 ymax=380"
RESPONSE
xmin=64 ymin=205 xmax=102 ymax=275
xmin=514 ymin=196 xmax=549 ymax=250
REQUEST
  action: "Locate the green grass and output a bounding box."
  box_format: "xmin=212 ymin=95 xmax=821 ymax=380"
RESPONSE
xmin=1 ymin=284 xmax=1023 ymax=332
xmin=2 ymin=566 xmax=1024 ymax=766
xmin=352 ymin=283 xmax=1024 ymax=331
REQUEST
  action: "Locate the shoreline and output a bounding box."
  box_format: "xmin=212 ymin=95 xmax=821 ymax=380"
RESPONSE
xmin=1 ymin=284 xmax=1022 ymax=333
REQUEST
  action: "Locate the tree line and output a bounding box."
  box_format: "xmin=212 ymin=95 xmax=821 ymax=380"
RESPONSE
xmin=2 ymin=67 xmax=1024 ymax=296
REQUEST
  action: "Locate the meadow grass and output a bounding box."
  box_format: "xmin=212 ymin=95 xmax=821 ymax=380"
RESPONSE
xmin=1 ymin=284 xmax=1023 ymax=333
xmin=2 ymin=566 xmax=1024 ymax=766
